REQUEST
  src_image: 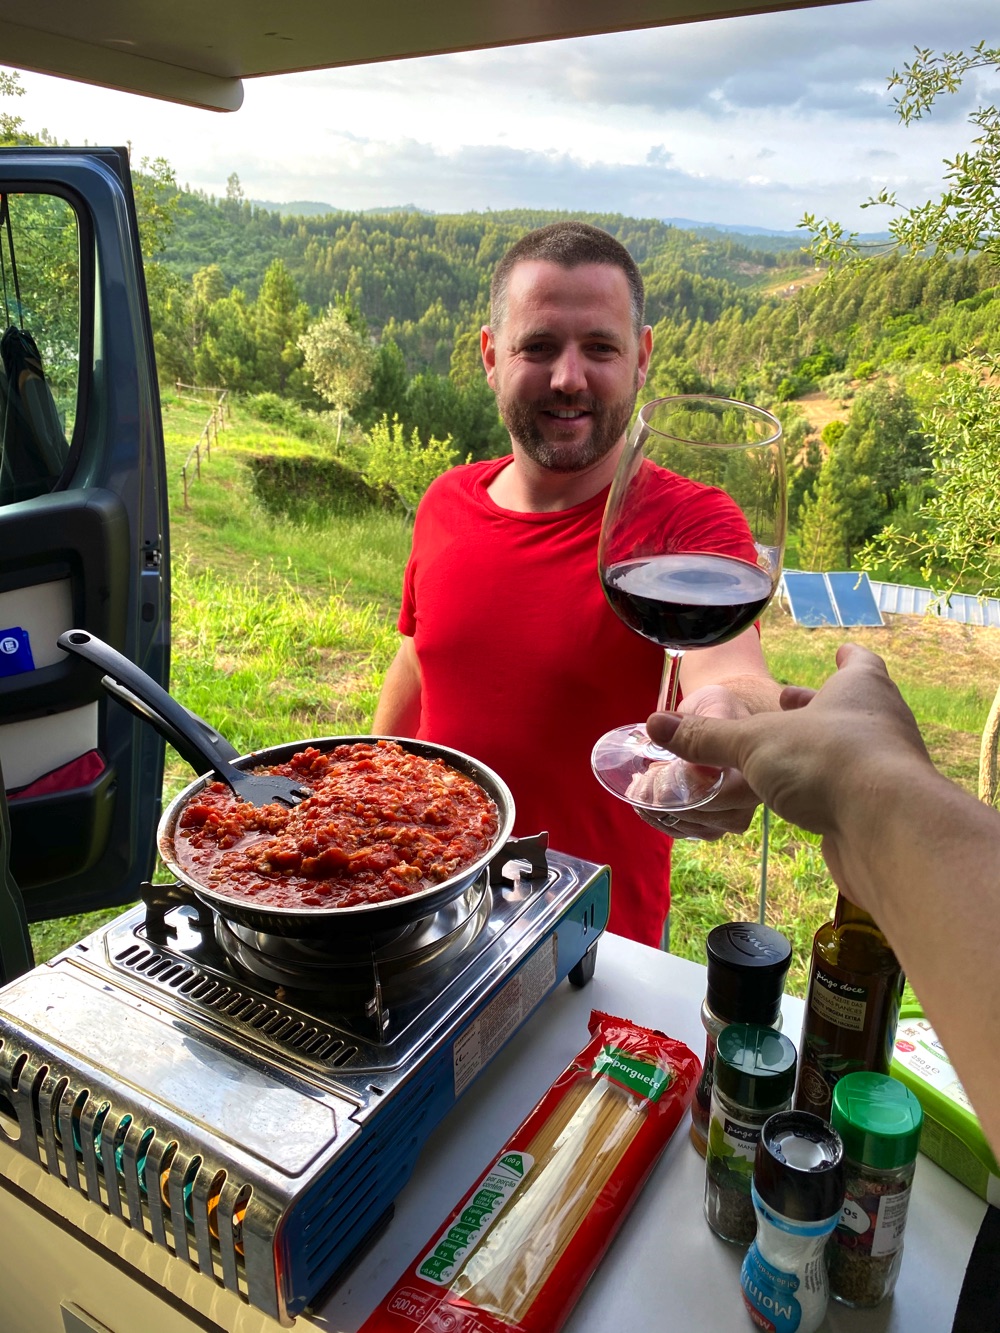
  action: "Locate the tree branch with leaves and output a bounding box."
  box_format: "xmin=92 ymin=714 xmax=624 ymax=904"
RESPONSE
xmin=802 ymin=42 xmax=1000 ymax=805
xmin=802 ymin=42 xmax=1000 ymax=268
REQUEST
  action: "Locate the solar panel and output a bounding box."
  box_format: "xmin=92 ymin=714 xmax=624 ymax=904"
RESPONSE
xmin=827 ymin=572 xmax=884 ymax=626
xmin=780 ymin=572 xmax=838 ymax=626
xmin=781 ymin=571 xmax=883 ymax=628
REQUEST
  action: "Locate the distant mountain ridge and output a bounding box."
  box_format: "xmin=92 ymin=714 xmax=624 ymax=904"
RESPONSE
xmin=249 ymin=199 xmax=888 ymax=244
xmin=251 ymin=199 xmax=427 ymax=218
xmin=662 ymin=216 xmax=891 ymax=243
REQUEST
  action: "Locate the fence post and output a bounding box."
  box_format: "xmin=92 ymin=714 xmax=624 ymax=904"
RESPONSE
xmin=178 ymin=386 xmax=228 ymax=507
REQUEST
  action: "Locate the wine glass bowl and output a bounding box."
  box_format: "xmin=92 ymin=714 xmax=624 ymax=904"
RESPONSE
xmin=592 ymin=395 xmax=786 ymax=814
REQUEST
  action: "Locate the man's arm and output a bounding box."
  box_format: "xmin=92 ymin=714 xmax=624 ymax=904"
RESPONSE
xmin=647 ymin=643 xmax=1000 ymax=1156
xmin=372 ymin=636 xmax=422 ymax=736
xmin=676 ymin=622 xmax=783 ymax=718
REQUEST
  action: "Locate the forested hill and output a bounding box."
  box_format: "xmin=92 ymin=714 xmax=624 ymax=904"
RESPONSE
xmin=158 ymin=192 xmax=998 ymax=394
xmin=148 ymin=184 xmax=1000 ymax=581
xmin=159 ymin=193 xmax=803 ymax=340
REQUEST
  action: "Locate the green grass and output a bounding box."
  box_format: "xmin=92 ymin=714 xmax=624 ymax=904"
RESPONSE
xmin=29 ymin=392 xmax=1000 ymax=1004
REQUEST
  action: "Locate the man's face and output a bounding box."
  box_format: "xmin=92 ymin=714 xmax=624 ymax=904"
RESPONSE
xmin=482 ymin=260 xmax=652 ymax=474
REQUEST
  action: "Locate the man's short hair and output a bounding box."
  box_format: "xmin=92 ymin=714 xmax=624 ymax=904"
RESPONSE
xmin=489 ymin=221 xmax=645 ymax=335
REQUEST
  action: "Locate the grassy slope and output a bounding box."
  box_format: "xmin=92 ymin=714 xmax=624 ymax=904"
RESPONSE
xmin=29 ymin=394 xmax=1000 ymax=1000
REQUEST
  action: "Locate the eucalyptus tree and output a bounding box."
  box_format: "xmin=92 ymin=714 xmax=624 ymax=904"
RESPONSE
xmin=298 ymin=306 xmax=375 ymax=445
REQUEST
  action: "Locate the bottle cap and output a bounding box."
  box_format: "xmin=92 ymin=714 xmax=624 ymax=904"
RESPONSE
xmin=706 ymin=922 xmax=792 ymax=1026
xmin=753 ymin=1110 xmax=845 ymax=1222
xmin=831 ymin=1072 xmax=924 ymax=1170
xmin=715 ymin=1023 xmax=798 ymax=1112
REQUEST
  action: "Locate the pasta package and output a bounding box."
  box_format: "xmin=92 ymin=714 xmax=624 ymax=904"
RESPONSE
xmin=359 ymin=1010 xmax=700 ymax=1333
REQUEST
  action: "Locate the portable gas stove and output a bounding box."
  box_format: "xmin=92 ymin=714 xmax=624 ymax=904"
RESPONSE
xmin=0 ymin=836 xmax=608 ymax=1326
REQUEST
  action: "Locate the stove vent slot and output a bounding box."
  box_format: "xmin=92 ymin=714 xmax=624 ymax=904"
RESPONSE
xmin=0 ymin=1041 xmax=273 ymax=1308
xmin=113 ymin=943 xmax=360 ymax=1067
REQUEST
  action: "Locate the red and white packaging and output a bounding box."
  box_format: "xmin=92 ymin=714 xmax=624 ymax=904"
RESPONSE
xmin=359 ymin=1009 xmax=700 ymax=1333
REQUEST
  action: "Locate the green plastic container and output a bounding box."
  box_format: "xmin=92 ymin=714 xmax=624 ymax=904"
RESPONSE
xmin=889 ymin=1003 xmax=999 ymax=1205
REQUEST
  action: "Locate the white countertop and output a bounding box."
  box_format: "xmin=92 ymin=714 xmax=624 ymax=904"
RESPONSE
xmin=319 ymin=932 xmax=987 ymax=1333
xmin=0 ymin=930 xmax=986 ymax=1333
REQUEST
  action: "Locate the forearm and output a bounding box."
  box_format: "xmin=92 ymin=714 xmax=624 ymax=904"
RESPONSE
xmin=703 ymin=669 xmax=784 ymax=717
xmin=677 ymin=628 xmax=782 ymax=718
xmin=833 ymin=762 xmax=1000 ymax=1154
xmin=372 ymin=637 xmax=422 ymax=736
xmin=650 ymin=642 xmax=1000 ymax=1156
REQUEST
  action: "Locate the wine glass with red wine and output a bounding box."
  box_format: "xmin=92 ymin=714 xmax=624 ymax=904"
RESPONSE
xmin=591 ymin=394 xmax=786 ymax=813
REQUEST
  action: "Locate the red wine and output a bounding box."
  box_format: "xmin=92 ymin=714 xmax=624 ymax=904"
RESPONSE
xmin=602 ymin=553 xmax=774 ymax=649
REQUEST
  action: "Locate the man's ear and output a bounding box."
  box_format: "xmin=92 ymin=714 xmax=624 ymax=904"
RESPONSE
xmin=636 ymin=325 xmax=653 ymax=391
xmin=481 ymin=326 xmax=497 ymax=389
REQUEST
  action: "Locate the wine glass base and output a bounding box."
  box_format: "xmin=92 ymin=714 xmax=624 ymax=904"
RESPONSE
xmin=591 ymin=725 xmax=724 ymax=813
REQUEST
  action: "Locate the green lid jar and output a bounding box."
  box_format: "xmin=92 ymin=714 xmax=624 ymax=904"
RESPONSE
xmin=827 ymin=1072 xmax=924 ymax=1307
xmin=715 ymin=1024 xmax=798 ymax=1113
xmin=704 ymin=1024 xmax=798 ymax=1246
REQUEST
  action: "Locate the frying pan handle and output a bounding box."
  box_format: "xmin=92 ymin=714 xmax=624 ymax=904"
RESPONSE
xmin=57 ymin=629 xmax=241 ymax=777
xmin=102 ymin=678 xmax=241 ymax=768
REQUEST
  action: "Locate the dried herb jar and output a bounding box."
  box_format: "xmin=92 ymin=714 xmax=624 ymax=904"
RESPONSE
xmin=704 ymin=1023 xmax=797 ymax=1245
xmin=827 ymin=1071 xmax=924 ymax=1307
xmin=691 ymin=922 xmax=792 ymax=1156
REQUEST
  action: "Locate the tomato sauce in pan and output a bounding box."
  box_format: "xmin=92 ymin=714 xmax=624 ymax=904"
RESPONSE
xmin=171 ymin=741 xmax=500 ymax=909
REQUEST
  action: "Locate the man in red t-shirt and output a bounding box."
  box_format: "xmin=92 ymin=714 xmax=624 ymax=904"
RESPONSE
xmin=373 ymin=222 xmax=781 ymax=947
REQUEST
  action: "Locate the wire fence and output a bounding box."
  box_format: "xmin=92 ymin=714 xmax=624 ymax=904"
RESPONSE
xmin=178 ymin=385 xmax=229 ymax=509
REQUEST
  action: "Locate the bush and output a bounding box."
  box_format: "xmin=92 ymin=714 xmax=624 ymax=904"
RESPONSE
xmin=246 ymin=393 xmax=342 ymax=446
xmin=361 ymin=415 xmax=460 ymax=517
xmin=248 ymin=392 xmax=296 ymax=426
xmin=819 ymin=372 xmax=854 ymax=403
xmin=244 ymin=454 xmax=390 ymax=520
xmin=775 ymin=374 xmax=815 ymax=401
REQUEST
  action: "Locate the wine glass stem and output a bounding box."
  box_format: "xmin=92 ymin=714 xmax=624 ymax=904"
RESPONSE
xmin=656 ymin=649 xmax=683 ymax=714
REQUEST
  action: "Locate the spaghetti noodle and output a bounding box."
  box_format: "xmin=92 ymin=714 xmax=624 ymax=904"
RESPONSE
xmin=360 ymin=1010 xmax=700 ymax=1333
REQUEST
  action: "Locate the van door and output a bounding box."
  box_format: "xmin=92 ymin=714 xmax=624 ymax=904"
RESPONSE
xmin=0 ymin=146 xmax=169 ymax=934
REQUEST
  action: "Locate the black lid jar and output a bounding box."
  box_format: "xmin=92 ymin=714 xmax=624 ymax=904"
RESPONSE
xmin=740 ymin=1112 xmax=846 ymax=1333
xmin=691 ymin=922 xmax=792 ymax=1155
xmin=707 ymin=922 xmax=792 ymax=1027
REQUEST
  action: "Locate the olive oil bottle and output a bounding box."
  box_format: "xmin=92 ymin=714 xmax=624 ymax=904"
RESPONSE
xmin=794 ymin=894 xmax=904 ymax=1120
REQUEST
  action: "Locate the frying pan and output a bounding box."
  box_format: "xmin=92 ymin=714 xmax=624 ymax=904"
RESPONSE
xmin=59 ymin=630 xmax=516 ymax=938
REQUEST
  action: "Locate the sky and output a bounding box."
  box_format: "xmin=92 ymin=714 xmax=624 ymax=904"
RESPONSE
xmin=6 ymin=0 xmax=998 ymax=233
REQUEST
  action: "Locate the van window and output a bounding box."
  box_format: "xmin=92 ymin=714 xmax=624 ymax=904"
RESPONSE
xmin=0 ymin=190 xmax=80 ymax=506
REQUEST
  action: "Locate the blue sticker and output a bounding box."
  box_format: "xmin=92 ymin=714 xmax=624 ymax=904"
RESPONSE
xmin=0 ymin=627 xmax=36 ymax=677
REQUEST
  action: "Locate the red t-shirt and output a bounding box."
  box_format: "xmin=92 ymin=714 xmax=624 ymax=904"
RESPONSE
xmin=399 ymin=455 xmax=753 ymax=947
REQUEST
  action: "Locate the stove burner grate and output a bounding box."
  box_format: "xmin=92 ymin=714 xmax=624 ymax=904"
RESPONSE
xmin=215 ymin=873 xmax=492 ymax=993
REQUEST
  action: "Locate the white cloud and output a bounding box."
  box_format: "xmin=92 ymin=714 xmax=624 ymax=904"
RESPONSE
xmin=4 ymin=0 xmax=997 ymax=231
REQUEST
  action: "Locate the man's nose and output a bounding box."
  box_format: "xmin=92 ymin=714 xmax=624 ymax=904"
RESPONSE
xmin=549 ymin=345 xmax=588 ymax=395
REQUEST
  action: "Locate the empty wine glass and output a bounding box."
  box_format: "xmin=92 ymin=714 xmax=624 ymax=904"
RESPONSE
xmin=591 ymin=394 xmax=786 ymax=814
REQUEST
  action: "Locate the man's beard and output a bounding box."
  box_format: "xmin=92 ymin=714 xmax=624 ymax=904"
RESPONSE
xmin=495 ymin=382 xmax=639 ymax=473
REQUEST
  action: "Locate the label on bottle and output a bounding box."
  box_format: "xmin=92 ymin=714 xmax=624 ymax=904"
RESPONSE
xmin=809 ymin=971 xmax=868 ymax=1031
xmin=741 ymin=1243 xmax=803 ymax=1332
xmin=720 ymin=1111 xmax=764 ymax=1162
xmin=836 ymin=1183 xmax=911 ymax=1257
xmin=796 ymin=956 xmax=901 ymax=1117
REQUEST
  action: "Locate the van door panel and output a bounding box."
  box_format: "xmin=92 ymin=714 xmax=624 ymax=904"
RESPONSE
xmin=0 ymin=148 xmax=169 ymax=923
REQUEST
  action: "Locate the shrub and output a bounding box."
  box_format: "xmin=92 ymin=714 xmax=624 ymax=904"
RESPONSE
xmin=361 ymin=415 xmax=460 ymax=517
